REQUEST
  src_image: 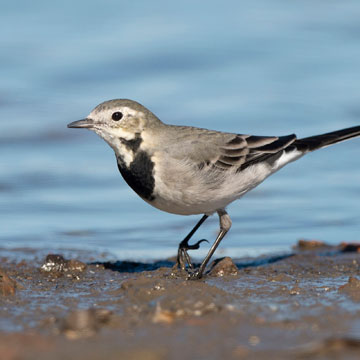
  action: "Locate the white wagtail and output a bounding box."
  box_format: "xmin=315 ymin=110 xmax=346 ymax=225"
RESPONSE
xmin=68 ymin=99 xmax=360 ymax=279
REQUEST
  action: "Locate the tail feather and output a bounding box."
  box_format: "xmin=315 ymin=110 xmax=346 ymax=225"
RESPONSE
xmin=293 ymin=125 xmax=360 ymax=152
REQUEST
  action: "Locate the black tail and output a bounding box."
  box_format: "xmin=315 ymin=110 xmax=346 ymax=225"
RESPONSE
xmin=294 ymin=125 xmax=360 ymax=152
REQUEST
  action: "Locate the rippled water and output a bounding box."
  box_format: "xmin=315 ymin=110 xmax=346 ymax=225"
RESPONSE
xmin=1 ymin=1 xmax=360 ymax=260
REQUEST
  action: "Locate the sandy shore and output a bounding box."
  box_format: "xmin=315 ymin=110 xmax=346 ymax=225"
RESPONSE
xmin=1 ymin=241 xmax=360 ymax=360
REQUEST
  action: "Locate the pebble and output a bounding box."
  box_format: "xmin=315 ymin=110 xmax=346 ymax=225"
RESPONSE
xmin=0 ymin=267 xmax=17 ymax=296
xmin=61 ymin=308 xmax=112 ymax=339
xmin=209 ymin=257 xmax=238 ymax=277
xmin=40 ymin=254 xmax=86 ymax=273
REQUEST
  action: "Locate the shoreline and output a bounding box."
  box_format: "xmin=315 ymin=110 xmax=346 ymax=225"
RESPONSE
xmin=1 ymin=241 xmax=360 ymax=359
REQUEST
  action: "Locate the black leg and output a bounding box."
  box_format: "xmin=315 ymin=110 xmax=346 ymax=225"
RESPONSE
xmin=176 ymin=215 xmax=209 ymax=270
xmin=189 ymin=209 xmax=232 ymax=279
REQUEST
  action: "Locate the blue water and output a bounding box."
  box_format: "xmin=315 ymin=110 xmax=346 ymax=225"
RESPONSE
xmin=1 ymin=1 xmax=360 ymax=260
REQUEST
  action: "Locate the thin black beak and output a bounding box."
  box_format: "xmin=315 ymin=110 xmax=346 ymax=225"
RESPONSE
xmin=67 ymin=118 xmax=95 ymax=129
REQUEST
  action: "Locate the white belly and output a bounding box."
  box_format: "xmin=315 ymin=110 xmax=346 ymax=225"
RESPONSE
xmin=150 ymin=158 xmax=274 ymax=216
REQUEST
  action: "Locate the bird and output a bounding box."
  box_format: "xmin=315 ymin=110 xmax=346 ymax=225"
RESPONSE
xmin=68 ymin=99 xmax=360 ymax=279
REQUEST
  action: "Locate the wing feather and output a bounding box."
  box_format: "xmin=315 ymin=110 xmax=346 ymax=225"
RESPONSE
xmin=214 ymin=133 xmax=296 ymax=171
xmin=160 ymin=125 xmax=297 ymax=173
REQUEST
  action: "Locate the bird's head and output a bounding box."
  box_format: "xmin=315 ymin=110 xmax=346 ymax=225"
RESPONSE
xmin=67 ymin=99 xmax=163 ymax=149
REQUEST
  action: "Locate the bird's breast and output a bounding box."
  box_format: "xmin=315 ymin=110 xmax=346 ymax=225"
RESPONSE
xmin=117 ymin=151 xmax=156 ymax=202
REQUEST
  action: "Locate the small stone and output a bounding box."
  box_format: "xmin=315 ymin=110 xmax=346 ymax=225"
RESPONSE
xmin=40 ymin=254 xmax=86 ymax=273
xmin=152 ymin=303 xmax=176 ymax=324
xmin=248 ymin=335 xmax=260 ymax=346
xmin=296 ymin=239 xmax=327 ymax=250
xmin=340 ymin=242 xmax=360 ymax=253
xmin=65 ymin=259 xmax=87 ymax=272
xmin=209 ymin=257 xmax=238 ymax=277
xmin=0 ymin=267 xmax=17 ymax=296
xmin=338 ymin=277 xmax=360 ymax=302
xmin=61 ymin=308 xmax=112 ymax=339
xmin=41 ymin=254 xmax=67 ymax=272
xmin=339 ymin=277 xmax=360 ymax=290
xmin=289 ymin=286 xmax=301 ymax=295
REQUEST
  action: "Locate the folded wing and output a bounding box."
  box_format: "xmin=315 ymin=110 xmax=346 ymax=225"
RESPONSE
xmin=214 ymin=134 xmax=297 ymax=171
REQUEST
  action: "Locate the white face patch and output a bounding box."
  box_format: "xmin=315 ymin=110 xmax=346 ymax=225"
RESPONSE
xmin=87 ymin=105 xmax=145 ymax=165
xmin=88 ymin=107 xmax=145 ymax=124
xmin=92 ymin=127 xmax=137 ymax=167
xmin=109 ymin=127 xmax=135 ymax=140
xmin=116 ymin=141 xmax=134 ymax=167
xmin=121 ymin=107 xmax=145 ymax=118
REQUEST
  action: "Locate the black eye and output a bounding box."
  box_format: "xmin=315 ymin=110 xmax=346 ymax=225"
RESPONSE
xmin=112 ymin=112 xmax=123 ymax=121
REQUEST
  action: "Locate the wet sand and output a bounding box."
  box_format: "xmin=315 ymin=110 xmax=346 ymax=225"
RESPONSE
xmin=1 ymin=241 xmax=360 ymax=360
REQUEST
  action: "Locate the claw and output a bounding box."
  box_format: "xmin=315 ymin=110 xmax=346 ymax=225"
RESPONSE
xmin=186 ymin=270 xmax=203 ymax=280
xmin=177 ymin=239 xmax=209 ymax=273
xmin=176 ymin=215 xmax=210 ymax=272
xmin=180 ymin=238 xmax=209 ymax=250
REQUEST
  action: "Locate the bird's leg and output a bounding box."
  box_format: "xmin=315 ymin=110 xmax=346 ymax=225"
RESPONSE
xmin=177 ymin=215 xmax=209 ymax=270
xmin=189 ymin=209 xmax=232 ymax=279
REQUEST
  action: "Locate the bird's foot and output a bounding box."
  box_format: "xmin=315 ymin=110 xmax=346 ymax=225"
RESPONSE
xmin=186 ymin=269 xmax=204 ymax=280
xmin=176 ymin=239 xmax=208 ymax=271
